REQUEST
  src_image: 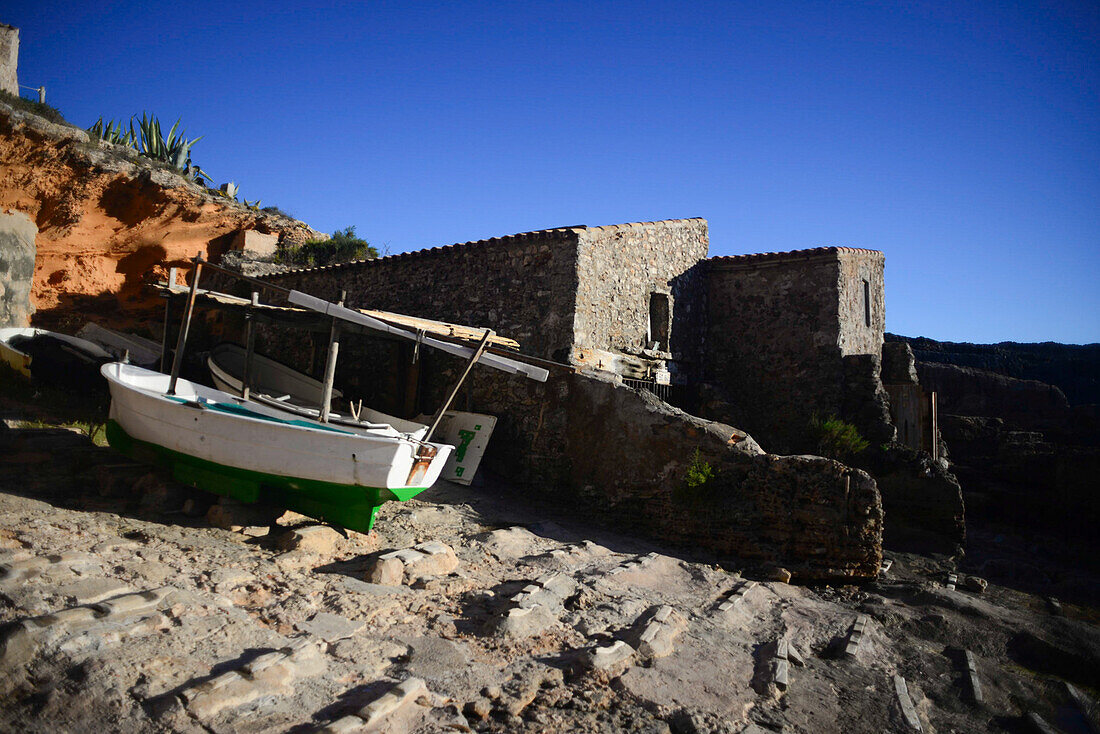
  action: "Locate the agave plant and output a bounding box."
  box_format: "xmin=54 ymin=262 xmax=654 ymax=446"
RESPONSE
xmin=87 ymin=117 xmax=136 ymax=148
xmin=132 ymin=113 xmax=211 ymax=180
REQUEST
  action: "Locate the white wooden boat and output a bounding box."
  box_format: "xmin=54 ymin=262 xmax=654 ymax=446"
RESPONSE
xmin=101 ymin=362 xmax=453 ymax=532
xmin=77 ymin=322 xmax=162 ymax=367
xmin=1 ymin=327 xmax=112 ymax=382
xmin=207 ymin=342 xmax=428 ymax=438
xmin=109 ymin=255 xmax=548 ymax=531
xmin=207 ymin=343 xmax=497 ymax=481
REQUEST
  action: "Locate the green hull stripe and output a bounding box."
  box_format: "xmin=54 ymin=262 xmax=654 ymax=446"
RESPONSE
xmin=105 ymin=420 xmax=427 ymax=533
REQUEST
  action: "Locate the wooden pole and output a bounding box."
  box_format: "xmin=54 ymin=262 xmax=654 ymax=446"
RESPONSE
xmin=318 ymin=290 xmax=346 ymax=423
xmin=241 ymin=291 xmax=259 ymax=401
xmin=167 ymin=255 xmax=203 ymax=396
xmin=158 ymin=267 xmax=179 ymax=373
xmin=422 ymin=329 xmax=493 ymax=445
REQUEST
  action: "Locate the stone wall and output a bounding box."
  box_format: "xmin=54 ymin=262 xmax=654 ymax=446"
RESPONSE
xmin=266 ymin=228 xmax=582 ymax=362
xmin=837 ymin=250 xmax=885 ymax=356
xmin=0 ymin=25 xmax=16 ymax=97
xmin=704 ymin=250 xmax=843 ymax=453
xmin=434 ymin=364 xmax=883 ymax=579
xmin=702 ymin=247 xmax=886 ymax=454
xmin=0 ymin=209 xmax=35 ymax=327
xmin=573 ymin=220 xmax=709 ymax=377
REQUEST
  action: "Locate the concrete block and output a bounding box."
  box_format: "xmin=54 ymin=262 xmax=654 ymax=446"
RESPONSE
xmin=0 ymin=210 xmax=36 ymax=328
xmin=232 ymin=229 xmax=279 ymax=257
xmin=893 ymin=675 xmax=923 ymax=731
xmin=843 ymin=615 xmax=870 ymax=658
xmin=963 ymin=650 xmax=983 ymax=704
xmin=1026 ymin=712 xmax=1059 ymax=734
xmin=358 ymin=677 xmax=429 ymax=728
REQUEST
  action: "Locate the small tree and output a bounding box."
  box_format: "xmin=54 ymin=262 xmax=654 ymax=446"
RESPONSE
xmin=809 ymin=415 xmax=869 ymax=461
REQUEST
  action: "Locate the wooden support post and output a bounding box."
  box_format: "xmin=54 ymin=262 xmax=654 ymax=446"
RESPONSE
xmin=241 ymin=291 xmax=259 ymax=401
xmin=422 ymin=329 xmax=493 ymax=445
xmin=167 ymin=256 xmax=203 ymax=396
xmin=319 ymin=290 xmax=346 ymax=423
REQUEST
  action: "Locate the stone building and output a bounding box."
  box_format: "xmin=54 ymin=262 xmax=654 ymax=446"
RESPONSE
xmin=233 ymin=218 xmax=925 ymax=575
xmin=264 ymin=219 xmax=891 ymax=455
xmin=268 ymin=219 xmax=711 ymax=390
xmin=703 ymin=246 xmax=891 ymax=454
xmin=0 ymin=24 xmax=17 ymax=97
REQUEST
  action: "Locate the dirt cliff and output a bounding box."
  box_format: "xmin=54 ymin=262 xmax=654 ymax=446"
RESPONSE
xmin=0 ymin=100 xmax=321 ymax=331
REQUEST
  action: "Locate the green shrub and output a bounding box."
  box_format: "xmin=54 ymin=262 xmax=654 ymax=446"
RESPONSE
xmin=809 ymin=414 xmax=869 ymax=460
xmin=674 ymin=449 xmax=718 ymax=506
xmin=685 ymin=449 xmax=715 ymax=488
xmin=261 ymin=205 xmax=295 ymax=220
xmin=276 ymin=226 xmax=379 ymax=268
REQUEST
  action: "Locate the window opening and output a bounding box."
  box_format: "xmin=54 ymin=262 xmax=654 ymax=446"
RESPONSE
xmin=648 ymin=292 xmax=671 ymax=350
xmin=862 ymin=279 xmax=871 ymax=327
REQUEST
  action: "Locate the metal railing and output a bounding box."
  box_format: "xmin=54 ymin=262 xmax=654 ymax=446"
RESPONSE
xmin=622 ymin=377 xmax=670 ymax=401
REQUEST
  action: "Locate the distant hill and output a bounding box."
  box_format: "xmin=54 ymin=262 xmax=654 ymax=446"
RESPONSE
xmin=886 ymin=334 xmax=1100 ymax=407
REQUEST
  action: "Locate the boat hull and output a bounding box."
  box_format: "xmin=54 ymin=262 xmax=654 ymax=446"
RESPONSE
xmin=102 ymin=363 xmax=452 ymax=532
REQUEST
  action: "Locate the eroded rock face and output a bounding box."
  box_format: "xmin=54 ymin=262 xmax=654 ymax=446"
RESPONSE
xmin=0 ymin=208 xmax=35 ymax=327
xmin=0 ymin=102 xmax=322 ymax=330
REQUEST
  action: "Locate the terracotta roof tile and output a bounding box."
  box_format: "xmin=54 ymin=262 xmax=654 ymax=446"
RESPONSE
xmin=708 ymin=246 xmax=882 ymax=265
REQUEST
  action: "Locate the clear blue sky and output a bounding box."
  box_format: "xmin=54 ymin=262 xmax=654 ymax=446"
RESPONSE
xmin=8 ymin=1 xmax=1099 ymax=343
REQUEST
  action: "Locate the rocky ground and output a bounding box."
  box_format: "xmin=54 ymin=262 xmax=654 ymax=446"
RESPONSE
xmin=1 ymin=419 xmax=1099 ymax=734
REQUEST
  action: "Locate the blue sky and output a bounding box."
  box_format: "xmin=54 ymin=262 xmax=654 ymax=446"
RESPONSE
xmin=7 ymin=1 xmax=1099 ymax=343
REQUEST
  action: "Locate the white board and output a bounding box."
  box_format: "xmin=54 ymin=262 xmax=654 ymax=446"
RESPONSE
xmin=417 ymin=411 xmax=497 ymax=485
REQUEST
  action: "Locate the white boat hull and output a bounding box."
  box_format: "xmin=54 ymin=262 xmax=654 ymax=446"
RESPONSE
xmin=101 ymin=363 xmax=453 ymax=531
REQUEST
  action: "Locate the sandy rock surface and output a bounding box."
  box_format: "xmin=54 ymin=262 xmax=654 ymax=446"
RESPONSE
xmin=1 ymin=424 xmax=1098 ymax=733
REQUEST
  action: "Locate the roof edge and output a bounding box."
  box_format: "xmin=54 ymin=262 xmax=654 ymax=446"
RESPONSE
xmin=261 ymin=218 xmax=707 ymax=278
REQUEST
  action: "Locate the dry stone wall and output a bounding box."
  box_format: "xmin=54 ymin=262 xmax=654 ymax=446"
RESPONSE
xmin=704 ymin=251 xmax=845 ymax=453
xmin=266 ymin=229 xmax=582 ymax=362
xmin=703 ymin=248 xmax=887 ymax=454
xmin=425 ymin=365 xmax=883 ymax=579
xmin=573 ymin=220 xmax=708 ymax=374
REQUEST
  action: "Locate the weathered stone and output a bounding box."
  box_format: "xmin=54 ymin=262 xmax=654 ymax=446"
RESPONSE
xmin=495 ymin=604 xmax=557 ymax=638
xmin=406 ymin=541 xmax=459 ymax=577
xmin=882 ymin=341 xmax=919 ymax=385
xmin=0 ymin=25 xmax=17 ymax=97
xmin=763 ymin=567 xmax=792 ymax=584
xmin=56 ymin=578 xmax=131 ymax=605
xmin=367 ymin=556 xmax=405 ymax=586
xmin=357 ymin=677 xmax=429 ymax=728
xmin=963 ymin=576 xmax=988 ymax=594
xmin=584 ymin=640 xmax=635 ymax=670
xmin=276 ymin=524 xmax=343 ymax=555
xmin=0 ymin=209 xmax=35 ymax=328
xmin=893 ymin=675 xmax=923 ymax=731
xmin=297 ymin=612 xmax=364 ymax=642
